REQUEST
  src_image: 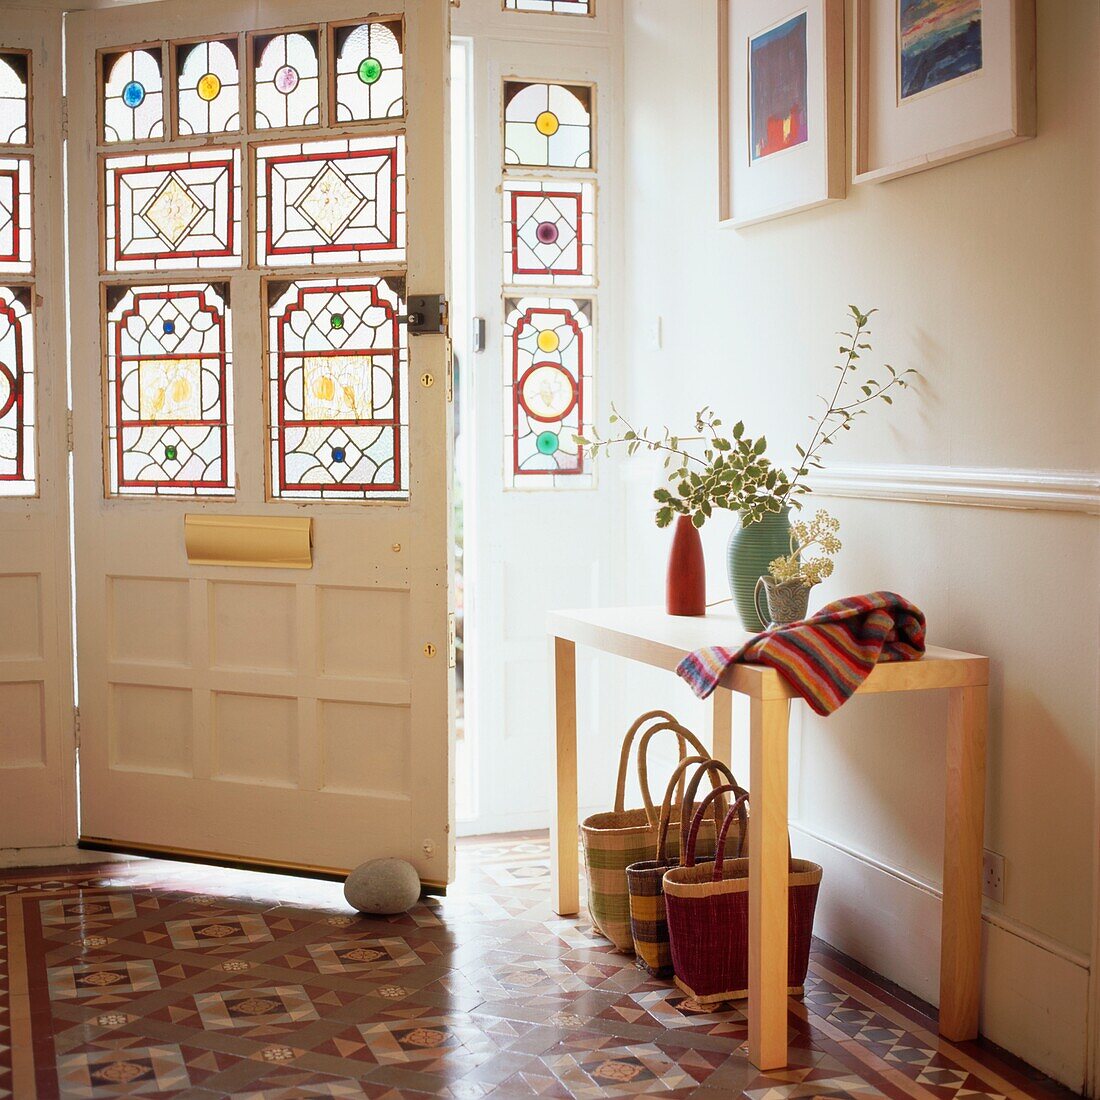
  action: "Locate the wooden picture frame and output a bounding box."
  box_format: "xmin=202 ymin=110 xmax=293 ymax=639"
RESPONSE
xmin=853 ymin=0 xmax=1036 ymax=185
xmin=718 ymin=0 xmax=845 ymax=229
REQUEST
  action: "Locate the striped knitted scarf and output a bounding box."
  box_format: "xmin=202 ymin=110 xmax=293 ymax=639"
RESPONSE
xmin=676 ymin=592 xmax=926 ymax=715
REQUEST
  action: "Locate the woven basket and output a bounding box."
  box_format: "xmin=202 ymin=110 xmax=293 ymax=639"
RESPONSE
xmin=626 ymin=759 xmax=747 ymax=978
xmin=664 ymin=791 xmax=822 ymax=1004
xmin=580 ymin=711 xmax=713 ymax=951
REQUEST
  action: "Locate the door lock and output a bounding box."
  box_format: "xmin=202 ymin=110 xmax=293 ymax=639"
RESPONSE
xmin=403 ymin=295 xmax=447 ymax=335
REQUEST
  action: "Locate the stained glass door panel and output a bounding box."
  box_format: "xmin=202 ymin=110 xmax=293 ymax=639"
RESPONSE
xmin=66 ymin=0 xmax=452 ymax=883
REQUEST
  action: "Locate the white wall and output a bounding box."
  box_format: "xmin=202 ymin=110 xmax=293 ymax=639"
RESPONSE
xmin=618 ymin=0 xmax=1098 ymax=1089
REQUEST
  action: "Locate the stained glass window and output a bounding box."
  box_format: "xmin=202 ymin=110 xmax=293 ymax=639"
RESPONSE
xmin=253 ymin=31 xmax=320 ymax=131
xmin=177 ymin=39 xmax=241 ymax=136
xmin=104 ymin=283 xmax=233 ymax=496
xmin=0 ymin=156 xmax=32 ymax=274
xmin=504 ymin=0 xmax=593 ymax=14
xmin=333 ymin=22 xmax=404 ymax=122
xmin=504 ymin=81 xmax=592 ymax=168
xmin=267 ymin=277 xmax=408 ymax=500
xmin=504 ymin=296 xmax=591 ymax=483
xmin=102 ymin=48 xmax=165 ymax=143
xmin=104 ymin=148 xmax=240 ymax=272
xmin=0 ymin=285 xmax=34 ymax=495
xmin=0 ymin=52 xmax=30 ymax=145
xmin=502 ymin=180 xmax=594 ymax=285
xmin=255 ymin=135 xmax=405 ymax=266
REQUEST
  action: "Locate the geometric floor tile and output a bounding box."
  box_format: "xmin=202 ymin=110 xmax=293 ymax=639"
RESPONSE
xmin=0 ymin=833 xmax=1080 ymax=1100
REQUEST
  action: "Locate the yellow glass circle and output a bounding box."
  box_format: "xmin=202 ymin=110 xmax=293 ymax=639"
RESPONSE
xmin=536 ymin=329 xmax=560 ymax=353
xmin=197 ymin=72 xmax=222 ymax=102
xmin=535 ymin=110 xmax=560 ymax=136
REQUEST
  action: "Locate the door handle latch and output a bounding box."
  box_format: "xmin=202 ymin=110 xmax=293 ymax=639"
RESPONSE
xmin=402 ymin=295 xmax=447 ymax=335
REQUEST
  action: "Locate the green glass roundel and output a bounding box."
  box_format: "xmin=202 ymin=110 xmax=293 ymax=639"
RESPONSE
xmin=357 ymin=57 xmax=383 ymax=85
xmin=329 ymin=313 xmax=345 ymax=330
xmin=535 ymin=431 xmax=559 ymax=456
xmin=164 ymin=444 xmax=178 ymax=461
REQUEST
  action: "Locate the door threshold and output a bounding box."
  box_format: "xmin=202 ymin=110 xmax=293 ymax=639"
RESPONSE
xmin=78 ymin=837 xmax=447 ymax=895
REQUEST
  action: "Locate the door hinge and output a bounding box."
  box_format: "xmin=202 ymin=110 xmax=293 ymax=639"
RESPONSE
xmin=73 ymin=705 xmax=81 ymax=749
xmin=445 ymin=336 xmax=454 ymax=404
xmin=61 ymin=97 xmax=69 ymax=140
xmin=66 ymin=410 xmax=74 ymax=453
xmin=447 ymin=613 xmax=457 ymax=670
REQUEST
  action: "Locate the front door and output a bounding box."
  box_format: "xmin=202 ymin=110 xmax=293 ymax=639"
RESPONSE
xmin=66 ymin=0 xmax=453 ymax=883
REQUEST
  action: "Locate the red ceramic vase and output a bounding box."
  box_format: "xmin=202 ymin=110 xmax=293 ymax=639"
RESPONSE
xmin=666 ymin=514 xmax=706 ymax=616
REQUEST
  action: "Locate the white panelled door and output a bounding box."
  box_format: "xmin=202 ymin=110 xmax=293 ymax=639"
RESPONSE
xmin=66 ymin=0 xmax=453 ymax=882
xmin=0 ymin=11 xmax=76 ymax=850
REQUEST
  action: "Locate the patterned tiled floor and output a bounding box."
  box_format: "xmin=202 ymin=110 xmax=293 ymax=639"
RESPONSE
xmin=0 ymin=834 xmax=1076 ymax=1099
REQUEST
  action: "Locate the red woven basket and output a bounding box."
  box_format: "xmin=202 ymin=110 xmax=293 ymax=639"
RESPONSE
xmin=626 ymin=759 xmax=746 ymax=978
xmin=663 ymin=789 xmax=822 ymax=1004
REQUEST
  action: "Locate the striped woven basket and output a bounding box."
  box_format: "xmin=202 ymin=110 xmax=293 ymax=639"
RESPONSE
xmin=664 ymin=790 xmax=822 ymax=1004
xmin=580 ymin=711 xmax=714 ymax=951
xmin=626 ymin=759 xmax=747 ymax=978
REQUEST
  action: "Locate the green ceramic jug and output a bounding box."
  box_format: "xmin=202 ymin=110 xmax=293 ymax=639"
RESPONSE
xmin=725 ymin=508 xmax=793 ymax=631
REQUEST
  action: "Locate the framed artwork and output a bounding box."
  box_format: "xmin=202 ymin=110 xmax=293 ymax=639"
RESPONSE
xmin=853 ymin=0 xmax=1036 ymax=184
xmin=718 ymin=0 xmax=844 ymax=228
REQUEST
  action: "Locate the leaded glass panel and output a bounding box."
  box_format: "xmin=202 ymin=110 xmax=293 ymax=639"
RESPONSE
xmin=502 ymin=179 xmax=594 ymax=286
xmin=504 ymin=295 xmax=591 ymax=483
xmin=253 ymin=31 xmax=320 ymax=131
xmin=104 ymin=147 xmax=241 ymax=271
xmin=333 ymin=21 xmax=404 ymax=122
xmin=105 ymin=283 xmax=234 ymax=496
xmin=0 ymin=52 xmax=30 ymax=145
xmin=102 ymin=48 xmax=165 ymax=143
xmin=177 ymin=39 xmax=241 ymax=136
xmin=504 ymin=80 xmax=592 ymax=168
xmin=0 ymin=285 xmax=34 ymax=494
xmin=267 ymin=277 xmax=408 ymax=500
xmin=255 ymin=134 xmax=405 ymax=266
xmin=0 ymin=156 xmax=31 ymax=274
xmin=504 ymin=0 xmax=593 ymax=14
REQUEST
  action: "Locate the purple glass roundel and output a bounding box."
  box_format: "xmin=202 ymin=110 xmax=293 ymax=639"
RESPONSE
xmin=274 ymin=65 xmax=300 ymax=94
xmin=535 ymin=220 xmax=559 ymax=245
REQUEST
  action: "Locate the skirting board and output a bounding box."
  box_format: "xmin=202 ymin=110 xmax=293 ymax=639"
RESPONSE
xmin=792 ymin=825 xmax=1090 ymax=1090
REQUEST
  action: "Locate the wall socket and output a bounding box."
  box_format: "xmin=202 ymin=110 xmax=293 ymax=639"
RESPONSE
xmin=983 ymin=849 xmax=1005 ymax=903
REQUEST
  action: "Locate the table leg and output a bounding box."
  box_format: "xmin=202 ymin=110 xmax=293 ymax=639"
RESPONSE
xmin=705 ymin=688 xmax=733 ymax=769
xmin=748 ymin=694 xmax=790 ymax=1070
xmin=940 ymin=684 xmax=988 ymax=1040
xmin=550 ymin=635 xmax=579 ymax=917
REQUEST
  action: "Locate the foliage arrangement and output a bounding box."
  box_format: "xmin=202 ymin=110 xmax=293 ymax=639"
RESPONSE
xmin=576 ymin=306 xmax=914 ymax=529
xmin=768 ymin=509 xmax=841 ymax=587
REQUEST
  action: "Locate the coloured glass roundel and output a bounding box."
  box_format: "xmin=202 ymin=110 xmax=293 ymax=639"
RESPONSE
xmin=122 ymin=80 xmax=146 ymax=108
xmin=535 ymin=110 xmax=559 ymax=136
xmin=275 ymin=65 xmax=300 ymax=94
xmin=357 ymin=57 xmax=383 ymax=85
xmin=197 ymin=72 xmax=222 ymax=102
xmin=520 ymin=363 xmax=577 ymax=424
xmin=536 ymin=329 xmax=560 ymax=353
xmin=536 ymin=430 xmax=559 ymax=455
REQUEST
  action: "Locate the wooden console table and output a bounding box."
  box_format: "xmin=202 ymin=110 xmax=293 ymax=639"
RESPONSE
xmin=547 ymin=605 xmax=989 ymax=1071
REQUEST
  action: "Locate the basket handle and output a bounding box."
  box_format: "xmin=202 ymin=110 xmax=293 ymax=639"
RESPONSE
xmin=636 ymin=720 xmax=710 ymax=826
xmin=679 ymin=758 xmax=738 ymax=847
xmin=612 ymin=710 xmax=681 ymax=813
xmin=712 ymin=792 xmax=752 ymax=880
xmin=686 ymin=783 xmax=748 ymax=866
xmin=653 ymin=755 xmax=715 ymax=864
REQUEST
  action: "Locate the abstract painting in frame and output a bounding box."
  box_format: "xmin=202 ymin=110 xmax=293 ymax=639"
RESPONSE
xmin=718 ymin=0 xmax=844 ymax=228
xmin=854 ymin=0 xmax=1035 ymax=184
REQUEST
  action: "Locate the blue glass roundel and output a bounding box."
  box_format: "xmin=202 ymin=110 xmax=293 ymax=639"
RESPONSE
xmin=122 ymin=80 xmax=146 ymax=109
xmin=162 ymin=319 xmax=175 ymax=335
xmin=332 ymin=446 xmax=347 ymax=463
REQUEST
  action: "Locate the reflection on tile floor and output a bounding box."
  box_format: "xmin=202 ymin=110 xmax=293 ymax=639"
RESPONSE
xmin=0 ymin=833 xmax=1077 ymax=1098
